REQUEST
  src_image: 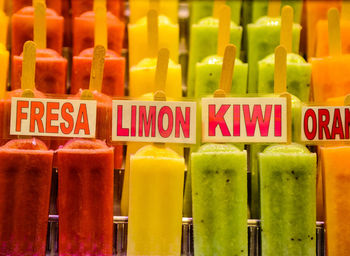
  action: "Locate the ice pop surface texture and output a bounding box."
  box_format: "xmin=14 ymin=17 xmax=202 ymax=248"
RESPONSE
xmin=195 ymin=55 xmax=247 ymax=98
xmin=129 ymin=58 xmax=182 ymax=98
xmin=71 ymin=48 xmax=125 ymax=97
xmin=0 ymin=138 xmax=53 ymax=256
xmin=190 ymin=0 xmax=242 ymax=25
xmin=73 ymin=11 xmax=124 ymax=56
xmin=321 ymin=146 xmax=350 ymax=255
xmin=57 ymin=139 xmax=114 ymax=256
xmin=128 ymin=15 xmax=179 ymax=68
xmin=316 ymin=19 xmax=350 ymax=57
xmin=127 ymin=144 xmax=185 ymax=256
xmin=11 ymin=6 xmax=64 ymax=56
xmin=247 ymin=16 xmax=301 ymax=93
xmin=258 ymin=53 xmax=311 ymax=102
xmin=187 ymin=17 xmax=242 ymax=97
xmin=191 ymin=143 xmax=248 ymax=256
xmin=129 ymin=0 xmax=178 ymax=24
xmin=259 ymin=143 xmax=316 ymax=256
xmin=311 ymin=54 xmax=350 ymax=103
xmin=11 ymin=48 xmax=67 ymax=93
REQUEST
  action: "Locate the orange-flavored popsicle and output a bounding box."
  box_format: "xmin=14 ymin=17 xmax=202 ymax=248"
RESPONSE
xmin=322 ymin=146 xmax=350 ymax=255
xmin=57 ymin=139 xmax=114 ymax=255
xmin=13 ymin=0 xmax=62 ymax=14
xmin=73 ymin=10 xmax=124 ymax=56
xmin=0 ymin=138 xmax=53 ymax=255
xmin=11 ymin=6 xmax=64 ymax=56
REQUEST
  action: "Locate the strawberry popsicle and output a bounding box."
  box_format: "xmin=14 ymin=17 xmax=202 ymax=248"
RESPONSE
xmin=11 ymin=6 xmax=64 ymax=56
xmin=73 ymin=11 xmax=124 ymax=56
xmin=71 ymin=0 xmax=123 ymax=18
xmin=127 ymin=144 xmax=185 ymax=255
xmin=57 ymin=139 xmax=114 ymax=255
xmin=11 ymin=48 xmax=67 ymax=93
xmin=0 ymin=138 xmax=53 ymax=255
xmin=71 ymin=48 xmax=125 ymax=96
xmin=13 ymin=0 xmax=62 ymax=14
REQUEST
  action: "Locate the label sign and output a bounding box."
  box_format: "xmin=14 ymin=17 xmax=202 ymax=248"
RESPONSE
xmin=112 ymin=100 xmax=196 ymax=144
xmin=302 ymin=106 xmax=350 ymax=142
xmin=10 ymin=97 xmax=97 ymax=138
xmin=202 ymin=97 xmax=287 ymax=143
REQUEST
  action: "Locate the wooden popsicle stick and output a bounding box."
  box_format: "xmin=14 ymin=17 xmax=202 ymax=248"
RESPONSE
xmin=280 ymin=92 xmax=292 ymax=144
xmin=32 ymin=0 xmax=45 ymax=7
xmin=147 ymin=9 xmax=159 ymax=58
xmin=267 ymin=0 xmax=281 ymax=18
xmin=217 ymin=5 xmax=231 ymax=57
xmin=280 ymin=5 xmax=293 ymax=53
xmin=34 ymin=1 xmax=46 ymax=49
xmin=218 ymin=44 xmax=236 ymax=96
xmin=342 ymin=1 xmax=350 ymax=21
xmin=213 ymin=0 xmax=226 ymax=19
xmin=149 ymin=0 xmax=160 ymax=13
xmin=274 ymin=45 xmax=287 ymax=94
xmin=154 ymin=48 xmax=169 ymax=101
xmin=94 ymin=6 xmax=108 ymax=49
xmin=21 ymin=41 xmax=37 ymax=92
xmin=89 ymin=45 xmax=106 ymax=92
xmin=344 ymin=94 xmax=350 ymax=106
xmin=93 ymin=0 xmax=106 ymax=11
xmin=328 ymin=8 xmax=342 ymax=56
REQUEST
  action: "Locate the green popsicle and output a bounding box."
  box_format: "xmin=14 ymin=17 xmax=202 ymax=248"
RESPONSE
xmin=195 ymin=55 xmax=247 ymax=98
xmin=191 ymin=143 xmax=247 ymax=256
xmin=258 ymin=53 xmax=311 ymax=102
xmin=259 ymin=144 xmax=316 ymax=256
xmin=247 ymin=16 xmax=301 ymax=93
xmin=190 ymin=0 xmax=242 ymax=25
xmin=187 ymin=17 xmax=242 ymax=97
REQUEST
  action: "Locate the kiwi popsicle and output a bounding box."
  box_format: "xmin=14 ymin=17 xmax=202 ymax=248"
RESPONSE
xmin=191 ymin=143 xmax=247 ymax=256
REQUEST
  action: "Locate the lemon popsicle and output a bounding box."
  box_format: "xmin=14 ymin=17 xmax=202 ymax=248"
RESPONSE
xmin=191 ymin=144 xmax=247 ymax=256
xmin=247 ymin=17 xmax=301 ymax=93
xmin=258 ymin=53 xmax=311 ymax=102
xmin=190 ymin=0 xmax=242 ymax=25
xmin=128 ymin=15 xmax=179 ymax=68
xmin=57 ymin=139 xmax=114 ymax=255
xmin=187 ymin=17 xmax=242 ymax=97
xmin=0 ymin=139 xmax=53 ymax=255
xmin=259 ymin=144 xmax=316 ymax=256
xmin=194 ymin=55 xmax=247 ymax=98
xmin=127 ymin=144 xmax=185 ymax=256
xmin=129 ymin=0 xmax=178 ymax=24
xmin=322 ymin=146 xmax=350 ymax=255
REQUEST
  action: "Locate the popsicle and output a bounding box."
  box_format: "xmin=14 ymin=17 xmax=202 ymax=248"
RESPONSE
xmin=71 ymin=45 xmax=123 ymax=168
xmin=187 ymin=7 xmax=242 ymax=97
xmin=191 ymin=143 xmax=247 ymax=256
xmin=311 ymin=8 xmax=350 ymax=103
xmin=127 ymin=144 xmax=185 ymax=256
xmin=0 ymin=2 xmax=8 ymax=46
xmin=304 ymin=0 xmax=341 ymax=58
xmin=71 ymin=0 xmax=123 ymax=18
xmin=0 ymin=43 xmax=8 ymax=93
xmin=128 ymin=10 xmax=179 ymax=68
xmin=129 ymin=0 xmax=178 ymax=24
xmin=73 ymin=7 xmax=124 ymax=56
xmin=190 ymin=0 xmax=242 ymax=25
xmin=0 ymin=138 xmax=53 ymax=256
xmin=321 ymin=146 xmax=350 ymax=255
xmin=57 ymin=139 xmax=114 ymax=255
xmin=315 ymin=1 xmax=350 ymax=57
xmin=13 ymin=0 xmax=62 ymax=14
xmin=11 ymin=5 xmax=64 ymax=56
xmin=259 ymin=143 xmax=316 ymax=256
xmin=122 ymin=49 xmax=183 ymax=216
xmin=247 ymin=5 xmax=301 ymax=93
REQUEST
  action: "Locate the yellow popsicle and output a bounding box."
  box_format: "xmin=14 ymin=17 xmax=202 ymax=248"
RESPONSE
xmin=0 ymin=43 xmax=8 ymax=99
xmin=0 ymin=10 xmax=8 ymax=47
xmin=127 ymin=144 xmax=185 ymax=256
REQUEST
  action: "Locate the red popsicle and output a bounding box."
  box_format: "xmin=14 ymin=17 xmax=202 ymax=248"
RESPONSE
xmin=11 ymin=7 xmax=64 ymax=56
xmin=13 ymin=0 xmax=62 ymax=14
xmin=57 ymin=139 xmax=114 ymax=255
xmin=0 ymin=138 xmax=53 ymax=256
xmin=73 ymin=11 xmax=124 ymax=56
xmin=71 ymin=0 xmax=123 ymax=19
xmin=11 ymin=48 xmax=67 ymax=93
xmin=71 ymin=48 xmax=124 ymax=97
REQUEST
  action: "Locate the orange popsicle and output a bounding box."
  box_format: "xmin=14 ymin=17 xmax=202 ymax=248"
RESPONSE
xmin=13 ymin=0 xmax=62 ymax=14
xmin=71 ymin=0 xmax=123 ymax=18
